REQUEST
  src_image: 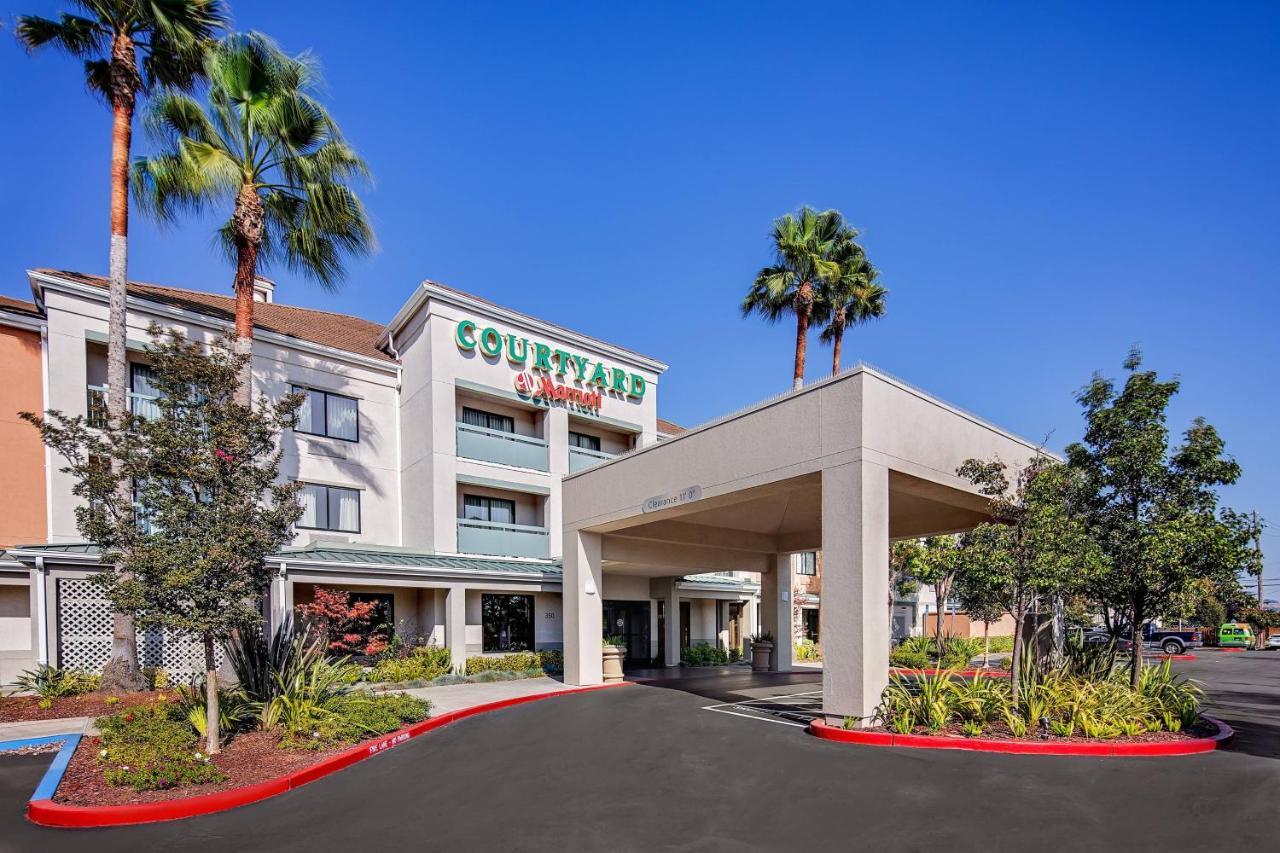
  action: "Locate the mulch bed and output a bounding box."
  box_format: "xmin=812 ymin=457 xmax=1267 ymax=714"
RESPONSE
xmin=866 ymin=718 xmax=1217 ymax=744
xmin=0 ymin=691 xmax=168 ymax=723
xmin=54 ymin=730 xmax=345 ymax=807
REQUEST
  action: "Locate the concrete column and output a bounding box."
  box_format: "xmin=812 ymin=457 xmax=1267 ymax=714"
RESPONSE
xmin=664 ymin=579 xmax=681 ymax=667
xmin=268 ymin=564 xmax=288 ymax=633
xmin=446 ymin=585 xmax=467 ymax=674
xmin=761 ymin=553 xmax=793 ymax=672
xmin=545 ymin=408 xmax=568 ymax=560
xmin=31 ymin=560 xmax=48 ymax=665
xmin=563 ymin=529 xmax=603 ymax=685
xmin=822 ymin=460 xmax=890 ymax=727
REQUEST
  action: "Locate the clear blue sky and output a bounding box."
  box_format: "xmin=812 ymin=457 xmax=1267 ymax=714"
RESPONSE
xmin=2 ymin=2 xmax=1277 ymax=584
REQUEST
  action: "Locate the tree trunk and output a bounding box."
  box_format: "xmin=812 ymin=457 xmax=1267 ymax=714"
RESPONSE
xmin=791 ymin=281 xmax=811 ymax=391
xmin=1130 ymin=614 xmax=1143 ymax=689
xmin=231 ymin=183 xmax=264 ymax=407
xmin=983 ymin=620 xmax=990 ymax=669
xmin=204 ymin=635 xmax=221 ymax=755
xmin=1010 ymin=612 xmax=1022 ymax=705
xmin=98 ymin=36 xmax=144 ymax=694
xmin=831 ymin=323 xmax=844 ymax=376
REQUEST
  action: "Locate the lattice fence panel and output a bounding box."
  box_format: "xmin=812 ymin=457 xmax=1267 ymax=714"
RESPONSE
xmin=56 ymin=578 xmax=222 ymax=677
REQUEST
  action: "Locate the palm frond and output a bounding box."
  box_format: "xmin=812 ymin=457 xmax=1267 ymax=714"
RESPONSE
xmin=16 ymin=13 xmax=108 ymax=57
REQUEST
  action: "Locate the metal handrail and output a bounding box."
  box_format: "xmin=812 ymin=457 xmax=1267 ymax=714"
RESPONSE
xmin=456 ymin=517 xmax=549 ymax=536
xmin=569 ymin=445 xmax=613 ymax=461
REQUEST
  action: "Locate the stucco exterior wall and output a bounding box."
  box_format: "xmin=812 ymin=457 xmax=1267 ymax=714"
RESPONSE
xmin=40 ymin=284 xmax=401 ymax=547
xmin=0 ymin=323 xmax=46 ymax=548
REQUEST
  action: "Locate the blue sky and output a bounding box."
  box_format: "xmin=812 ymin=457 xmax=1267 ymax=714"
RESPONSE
xmin=2 ymin=2 xmax=1277 ymax=584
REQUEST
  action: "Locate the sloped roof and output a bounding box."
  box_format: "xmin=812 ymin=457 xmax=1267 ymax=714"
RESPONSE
xmin=279 ymin=542 xmax=562 ymax=576
xmin=656 ymin=417 xmax=685 ymax=435
xmin=0 ymin=294 xmax=41 ymax=318
xmin=33 ymin=269 xmax=393 ymax=364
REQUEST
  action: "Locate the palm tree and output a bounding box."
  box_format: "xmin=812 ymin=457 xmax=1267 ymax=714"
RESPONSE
xmin=819 ymin=242 xmax=886 ymax=375
xmin=18 ymin=0 xmax=227 ymax=693
xmin=133 ymin=32 xmax=375 ymax=402
xmin=742 ymin=207 xmax=847 ymax=390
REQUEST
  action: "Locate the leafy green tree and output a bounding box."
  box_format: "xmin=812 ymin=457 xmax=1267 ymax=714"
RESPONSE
xmin=893 ymin=535 xmax=965 ymax=653
xmin=742 ymin=207 xmax=849 ymax=390
xmin=18 ymin=0 xmax=228 ymax=692
xmin=1065 ymin=348 xmax=1261 ymax=686
xmin=818 ymin=242 xmax=886 ymax=375
xmin=954 ymin=568 xmax=1006 ymax=668
xmin=956 ymin=455 xmax=1100 ymax=703
xmin=23 ymin=326 xmax=302 ymax=753
xmin=133 ymin=32 xmax=375 ymax=402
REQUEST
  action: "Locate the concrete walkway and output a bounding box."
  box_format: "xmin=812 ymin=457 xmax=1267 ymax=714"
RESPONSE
xmin=0 ymin=716 xmax=94 ymax=744
xmin=395 ymin=676 xmax=578 ymax=716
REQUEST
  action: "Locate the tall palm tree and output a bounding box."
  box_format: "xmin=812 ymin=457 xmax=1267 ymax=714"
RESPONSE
xmin=133 ymin=32 xmax=375 ymax=403
xmin=18 ymin=0 xmax=227 ymax=692
xmin=819 ymin=242 xmax=886 ymax=375
xmin=742 ymin=207 xmax=847 ymax=390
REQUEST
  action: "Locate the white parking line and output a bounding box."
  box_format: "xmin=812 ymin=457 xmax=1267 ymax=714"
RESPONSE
xmin=701 ymin=690 xmax=825 ymax=728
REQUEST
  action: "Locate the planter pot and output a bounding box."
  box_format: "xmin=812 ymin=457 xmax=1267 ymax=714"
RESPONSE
xmin=751 ymin=641 xmax=774 ymax=672
xmin=602 ymin=645 xmax=626 ymax=683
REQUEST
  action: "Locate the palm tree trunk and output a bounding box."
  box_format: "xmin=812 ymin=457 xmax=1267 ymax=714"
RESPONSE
xmin=791 ymin=282 xmax=812 ymax=391
xmin=99 ymin=35 xmax=144 ymax=694
xmin=231 ymin=184 xmax=264 ymax=407
xmin=831 ymin=324 xmax=844 ymax=376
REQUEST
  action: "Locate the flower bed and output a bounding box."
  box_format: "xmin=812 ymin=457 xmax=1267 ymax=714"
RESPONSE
xmin=810 ymin=715 xmax=1232 ymax=756
xmin=0 ymin=691 xmax=168 ymax=723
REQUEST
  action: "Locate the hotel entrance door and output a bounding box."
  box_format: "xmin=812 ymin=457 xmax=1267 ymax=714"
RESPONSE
xmin=602 ymin=601 xmax=650 ymax=665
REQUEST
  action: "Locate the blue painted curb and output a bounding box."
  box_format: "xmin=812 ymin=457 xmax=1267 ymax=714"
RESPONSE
xmin=0 ymin=733 xmax=81 ymax=802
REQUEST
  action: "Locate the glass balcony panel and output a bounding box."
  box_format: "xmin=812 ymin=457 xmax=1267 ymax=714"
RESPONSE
xmin=456 ymin=518 xmax=550 ymax=559
xmin=568 ymin=445 xmax=615 ymax=473
xmin=456 ymin=422 xmax=549 ymax=472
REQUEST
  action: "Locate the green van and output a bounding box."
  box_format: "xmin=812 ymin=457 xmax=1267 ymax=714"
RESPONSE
xmin=1218 ymin=623 xmax=1254 ymax=648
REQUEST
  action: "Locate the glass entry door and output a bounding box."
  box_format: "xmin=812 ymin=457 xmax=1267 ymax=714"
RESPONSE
xmin=602 ymin=601 xmax=651 ymax=665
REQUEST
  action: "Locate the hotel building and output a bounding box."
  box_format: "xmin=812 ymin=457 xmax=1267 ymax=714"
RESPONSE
xmin=1 ymin=269 xmax=759 ymax=681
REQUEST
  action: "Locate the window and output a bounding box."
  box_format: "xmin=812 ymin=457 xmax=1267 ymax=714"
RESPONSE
xmin=568 ymin=431 xmax=601 ymax=452
xmin=294 ymin=386 xmax=359 ymax=441
xmin=297 ymin=483 xmax=361 ymax=532
xmin=462 ymin=494 xmax=515 ymax=525
xmin=130 ymin=363 xmax=162 ymax=419
xmin=482 ymin=593 xmax=534 ymax=652
xmin=795 ymin=552 xmax=817 ymax=576
xmin=462 ymin=406 xmax=515 ymax=434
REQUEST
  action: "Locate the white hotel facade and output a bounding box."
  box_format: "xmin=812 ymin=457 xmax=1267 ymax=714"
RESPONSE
xmin=1 ymin=269 xmax=761 ymax=681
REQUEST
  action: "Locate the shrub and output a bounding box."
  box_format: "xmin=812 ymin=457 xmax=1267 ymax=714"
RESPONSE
xmin=174 ymin=682 xmax=253 ymax=738
xmin=15 ymin=664 xmax=98 ymax=698
xmin=985 ymin=635 xmax=1015 ymax=654
xmin=367 ymin=646 xmax=453 ymax=684
xmin=96 ymin=703 xmax=225 ymax=791
xmin=465 ymin=650 xmax=563 ymax=676
xmin=889 ymin=648 xmax=929 ymax=669
xmin=939 ymin=638 xmax=984 ymax=668
xmin=795 ymin=639 xmax=822 ymax=661
xmin=681 ymin=643 xmax=729 ymax=666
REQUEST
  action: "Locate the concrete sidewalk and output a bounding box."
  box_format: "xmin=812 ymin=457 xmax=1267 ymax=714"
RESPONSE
xmin=395 ymin=676 xmax=577 ymax=716
xmin=0 ymin=716 xmax=94 ymax=744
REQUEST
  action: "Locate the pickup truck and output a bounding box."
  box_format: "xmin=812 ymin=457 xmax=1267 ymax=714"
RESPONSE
xmin=1139 ymin=624 xmax=1203 ymax=655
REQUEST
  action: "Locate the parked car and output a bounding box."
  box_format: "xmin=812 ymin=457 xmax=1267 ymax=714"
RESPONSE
xmin=1220 ymin=623 xmax=1255 ymax=648
xmin=1265 ymin=634 xmax=1280 ymax=650
xmin=1078 ymin=628 xmax=1133 ymax=652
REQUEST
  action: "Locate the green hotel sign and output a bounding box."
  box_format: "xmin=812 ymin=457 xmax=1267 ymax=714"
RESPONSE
xmin=455 ymin=319 xmax=647 ymax=401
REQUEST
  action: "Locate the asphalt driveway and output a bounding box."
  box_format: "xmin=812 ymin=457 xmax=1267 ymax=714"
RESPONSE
xmin=2 ymin=652 xmax=1277 ymax=853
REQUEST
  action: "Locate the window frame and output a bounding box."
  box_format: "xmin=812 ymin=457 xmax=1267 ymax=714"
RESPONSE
xmin=461 ymin=406 xmax=516 ymax=435
xmin=568 ymin=431 xmax=602 ymax=452
xmin=462 ymin=494 xmax=517 ymax=525
xmin=481 ymin=593 xmax=535 ymax=653
xmin=795 ymin=552 xmax=817 ymax=576
xmin=293 ymin=385 xmax=360 ymax=443
xmin=296 ymin=482 xmax=363 ymax=533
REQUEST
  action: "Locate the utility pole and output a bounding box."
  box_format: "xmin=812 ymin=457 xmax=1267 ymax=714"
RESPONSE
xmin=1255 ymin=511 xmax=1264 ymax=649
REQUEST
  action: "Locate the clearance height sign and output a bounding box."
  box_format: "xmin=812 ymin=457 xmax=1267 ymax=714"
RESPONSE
xmin=454 ymin=319 xmax=647 ymax=412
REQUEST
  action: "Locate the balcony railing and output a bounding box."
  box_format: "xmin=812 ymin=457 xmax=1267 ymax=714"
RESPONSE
xmin=568 ymin=445 xmax=615 ymax=473
xmin=456 ymin=422 xmax=549 ymax=472
xmin=457 ymin=518 xmax=550 ymax=559
xmin=87 ymin=385 xmax=162 ymax=428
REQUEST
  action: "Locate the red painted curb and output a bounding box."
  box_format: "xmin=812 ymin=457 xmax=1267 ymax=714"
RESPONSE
xmin=27 ymin=682 xmax=630 ymax=828
xmin=890 ymin=668 xmax=1011 ymax=678
xmin=1156 ymin=654 xmax=1197 ymax=661
xmin=808 ymin=715 xmax=1233 ymax=757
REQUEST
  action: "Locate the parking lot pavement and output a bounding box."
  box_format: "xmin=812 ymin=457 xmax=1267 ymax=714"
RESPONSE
xmin=1 ymin=652 xmax=1276 ymax=853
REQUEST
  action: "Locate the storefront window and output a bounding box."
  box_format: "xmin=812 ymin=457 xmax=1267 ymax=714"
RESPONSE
xmin=482 ymin=593 xmax=534 ymax=652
